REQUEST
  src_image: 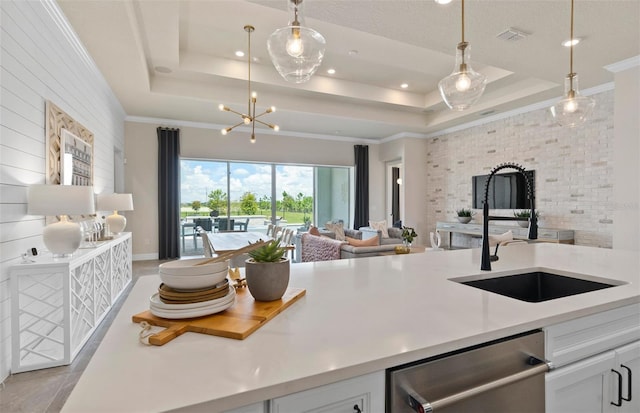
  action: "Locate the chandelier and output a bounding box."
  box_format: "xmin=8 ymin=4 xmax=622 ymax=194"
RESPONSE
xmin=550 ymin=0 xmax=595 ymax=127
xmin=267 ymin=0 xmax=326 ymax=83
xmin=438 ymin=0 xmax=487 ymax=111
xmin=219 ymin=25 xmax=279 ymax=144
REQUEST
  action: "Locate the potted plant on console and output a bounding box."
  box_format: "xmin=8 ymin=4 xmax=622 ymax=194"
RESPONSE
xmin=245 ymin=237 xmax=290 ymax=301
xmin=456 ymin=208 xmax=474 ymax=224
xmin=514 ymin=210 xmax=540 ymax=228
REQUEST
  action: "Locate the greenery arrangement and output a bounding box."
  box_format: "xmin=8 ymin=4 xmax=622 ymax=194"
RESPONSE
xmin=401 ymin=226 xmax=418 ymax=243
xmin=513 ymin=210 xmax=539 ymax=220
xmin=456 ymin=208 xmax=474 ymax=217
xmin=248 ymin=237 xmax=288 ymax=262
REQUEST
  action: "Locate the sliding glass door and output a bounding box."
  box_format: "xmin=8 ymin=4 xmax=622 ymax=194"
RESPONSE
xmin=180 ymin=159 xmax=351 ymax=255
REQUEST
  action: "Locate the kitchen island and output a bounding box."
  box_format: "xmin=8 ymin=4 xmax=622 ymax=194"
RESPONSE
xmin=61 ymin=244 xmax=640 ymax=412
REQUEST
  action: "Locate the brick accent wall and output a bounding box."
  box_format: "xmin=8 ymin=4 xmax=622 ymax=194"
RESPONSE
xmin=426 ymin=90 xmax=615 ymax=248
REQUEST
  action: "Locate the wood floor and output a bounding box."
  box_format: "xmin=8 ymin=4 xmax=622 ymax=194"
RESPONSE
xmin=0 ymin=260 xmax=162 ymax=413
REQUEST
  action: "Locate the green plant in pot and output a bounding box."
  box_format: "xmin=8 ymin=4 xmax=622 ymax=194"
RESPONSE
xmin=456 ymin=208 xmax=474 ymax=224
xmin=245 ymin=237 xmax=290 ymax=301
xmin=514 ymin=210 xmax=540 ymax=228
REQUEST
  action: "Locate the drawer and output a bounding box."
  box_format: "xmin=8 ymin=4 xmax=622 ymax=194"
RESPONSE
xmin=545 ymin=303 xmax=640 ymax=367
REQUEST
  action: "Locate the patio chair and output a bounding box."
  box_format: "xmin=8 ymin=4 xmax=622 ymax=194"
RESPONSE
xmin=217 ymin=217 xmax=235 ymax=231
xmin=193 ymin=217 xmax=213 ymax=232
xmin=235 ymin=218 xmax=249 ymax=232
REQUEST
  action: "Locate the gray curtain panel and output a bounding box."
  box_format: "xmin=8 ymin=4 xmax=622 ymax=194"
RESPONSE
xmin=157 ymin=127 xmax=181 ymax=259
xmin=354 ymin=145 xmax=369 ymax=229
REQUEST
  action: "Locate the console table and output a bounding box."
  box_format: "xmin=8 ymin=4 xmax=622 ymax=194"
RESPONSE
xmin=10 ymin=233 xmax=132 ymax=372
xmin=436 ymin=221 xmax=574 ymax=249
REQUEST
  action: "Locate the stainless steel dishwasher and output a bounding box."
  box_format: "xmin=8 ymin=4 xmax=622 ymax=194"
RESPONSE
xmin=387 ymin=330 xmax=550 ymax=412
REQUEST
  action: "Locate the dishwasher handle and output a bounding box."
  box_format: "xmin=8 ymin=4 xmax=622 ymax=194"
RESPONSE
xmin=404 ymin=358 xmax=551 ymax=413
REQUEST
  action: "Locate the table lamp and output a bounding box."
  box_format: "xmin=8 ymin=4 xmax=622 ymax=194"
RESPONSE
xmin=97 ymin=193 xmax=134 ymax=234
xmin=28 ymin=184 xmax=95 ymax=257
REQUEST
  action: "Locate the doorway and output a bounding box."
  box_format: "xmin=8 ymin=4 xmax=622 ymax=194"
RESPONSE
xmin=386 ymin=161 xmax=402 ymax=227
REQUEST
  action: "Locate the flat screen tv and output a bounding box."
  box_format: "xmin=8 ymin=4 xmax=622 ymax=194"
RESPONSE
xmin=472 ymin=170 xmax=535 ymax=209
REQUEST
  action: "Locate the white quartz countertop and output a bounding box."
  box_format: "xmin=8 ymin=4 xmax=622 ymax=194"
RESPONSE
xmin=62 ymin=244 xmax=640 ymax=412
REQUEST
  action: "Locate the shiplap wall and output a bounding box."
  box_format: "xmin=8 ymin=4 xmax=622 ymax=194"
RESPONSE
xmin=0 ymin=0 xmax=125 ymax=381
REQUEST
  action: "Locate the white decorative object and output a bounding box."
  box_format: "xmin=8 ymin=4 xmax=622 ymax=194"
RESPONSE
xmin=28 ymin=184 xmax=95 ymax=257
xmin=430 ymin=231 xmax=442 ymax=251
xmin=97 ymin=193 xmax=134 ymax=234
xmin=10 ymin=233 xmax=131 ymax=372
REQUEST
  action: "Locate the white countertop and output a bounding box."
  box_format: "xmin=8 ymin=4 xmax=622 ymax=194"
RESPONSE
xmin=62 ymin=244 xmax=640 ymax=412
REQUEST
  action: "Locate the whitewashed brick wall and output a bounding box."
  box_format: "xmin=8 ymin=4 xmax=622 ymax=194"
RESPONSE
xmin=425 ymin=90 xmax=615 ymax=248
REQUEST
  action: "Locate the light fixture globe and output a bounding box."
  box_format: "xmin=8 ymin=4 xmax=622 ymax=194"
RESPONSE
xmin=438 ymin=42 xmax=487 ymax=111
xmin=550 ymin=74 xmax=595 ymax=127
xmin=267 ymin=26 xmax=326 ymax=83
xmin=267 ymin=0 xmax=326 ymax=84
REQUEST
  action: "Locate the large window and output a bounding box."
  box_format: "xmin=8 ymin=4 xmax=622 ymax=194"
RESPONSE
xmin=180 ymin=159 xmax=351 ymax=255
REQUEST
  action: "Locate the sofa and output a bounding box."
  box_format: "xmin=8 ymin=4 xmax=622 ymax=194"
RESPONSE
xmin=295 ymin=226 xmax=403 ymax=262
xmin=359 ymin=226 xmax=404 ymax=245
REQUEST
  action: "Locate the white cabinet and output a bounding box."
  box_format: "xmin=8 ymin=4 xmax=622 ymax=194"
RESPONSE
xmin=614 ymin=341 xmax=640 ymax=413
xmin=270 ymin=371 xmax=384 ymax=413
xmin=545 ymin=304 xmax=640 ymax=413
xmin=10 ymin=233 xmax=132 ymax=372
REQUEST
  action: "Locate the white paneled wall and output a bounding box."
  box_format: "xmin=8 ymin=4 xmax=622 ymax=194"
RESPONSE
xmin=0 ymin=0 xmax=125 ymax=381
xmin=425 ymin=90 xmax=615 ymax=248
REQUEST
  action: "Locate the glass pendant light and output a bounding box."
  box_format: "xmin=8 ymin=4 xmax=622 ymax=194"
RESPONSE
xmin=438 ymin=0 xmax=487 ymax=111
xmin=267 ymin=0 xmax=326 ymax=83
xmin=550 ymin=0 xmax=595 ymax=127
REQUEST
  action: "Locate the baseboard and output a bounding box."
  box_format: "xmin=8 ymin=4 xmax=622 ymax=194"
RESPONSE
xmin=133 ymin=253 xmax=159 ymax=261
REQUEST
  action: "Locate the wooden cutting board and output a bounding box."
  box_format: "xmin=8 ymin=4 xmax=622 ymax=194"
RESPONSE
xmin=132 ymin=287 xmax=306 ymax=345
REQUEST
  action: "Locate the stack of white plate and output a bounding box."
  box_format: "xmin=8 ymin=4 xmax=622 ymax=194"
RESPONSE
xmin=149 ymin=286 xmax=236 ymax=319
xmin=152 ymin=258 xmax=235 ymax=319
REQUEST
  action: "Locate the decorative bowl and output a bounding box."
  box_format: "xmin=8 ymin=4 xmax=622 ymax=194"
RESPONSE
xmin=456 ymin=216 xmax=472 ymax=224
xmin=159 ymin=267 xmax=228 ymax=290
xmin=159 ymin=258 xmax=229 ymax=276
xmin=394 ymin=245 xmax=411 ymax=254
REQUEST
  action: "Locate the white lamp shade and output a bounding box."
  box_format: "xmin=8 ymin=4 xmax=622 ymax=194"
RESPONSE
xmin=97 ymin=193 xmax=133 ymax=234
xmin=96 ymin=193 xmax=134 ymax=212
xmin=27 ymin=185 xmax=95 ymax=256
xmin=28 ymin=185 xmax=95 ymax=216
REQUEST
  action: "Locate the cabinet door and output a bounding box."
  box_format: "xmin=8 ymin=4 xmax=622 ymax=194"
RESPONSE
xmin=546 ymin=351 xmax=615 ymax=413
xmin=614 ymin=341 xmax=640 ymax=413
xmin=270 ymin=371 xmax=384 ymax=413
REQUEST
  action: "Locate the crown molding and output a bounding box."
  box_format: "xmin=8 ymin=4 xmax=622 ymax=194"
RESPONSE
xmin=605 ymin=55 xmax=640 ymax=73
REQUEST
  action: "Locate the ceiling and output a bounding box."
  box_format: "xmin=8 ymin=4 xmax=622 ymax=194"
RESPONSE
xmin=57 ymin=0 xmax=640 ymax=142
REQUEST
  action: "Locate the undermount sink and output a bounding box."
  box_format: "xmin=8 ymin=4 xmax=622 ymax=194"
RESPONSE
xmin=452 ymin=271 xmax=624 ymax=303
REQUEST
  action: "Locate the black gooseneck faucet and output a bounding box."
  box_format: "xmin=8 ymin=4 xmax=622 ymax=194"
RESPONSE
xmin=481 ymin=163 xmax=537 ymax=271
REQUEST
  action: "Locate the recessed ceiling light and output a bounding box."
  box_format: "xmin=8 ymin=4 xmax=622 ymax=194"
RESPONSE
xmin=434 ymin=0 xmax=452 ymax=4
xmin=235 ymin=50 xmax=245 ymax=57
xmin=562 ymin=38 xmax=581 ymax=47
xmin=154 ymin=66 xmax=172 ymax=74
xmin=348 ymin=49 xmax=359 ymax=56
xmin=400 ymin=83 xmax=409 ymax=89
xmin=327 ymin=68 xmax=336 ymax=75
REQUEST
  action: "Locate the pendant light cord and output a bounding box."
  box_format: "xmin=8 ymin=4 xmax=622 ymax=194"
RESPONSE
xmin=569 ymin=0 xmax=574 ymax=76
xmin=461 ymin=0 xmax=465 ymax=43
xmin=247 ymin=26 xmax=252 ymax=116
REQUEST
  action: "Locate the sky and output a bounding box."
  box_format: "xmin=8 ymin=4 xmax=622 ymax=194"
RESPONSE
xmin=180 ymin=160 xmax=314 ymax=204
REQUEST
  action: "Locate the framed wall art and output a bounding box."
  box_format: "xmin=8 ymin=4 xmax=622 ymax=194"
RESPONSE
xmin=45 ymin=100 xmax=94 ymax=185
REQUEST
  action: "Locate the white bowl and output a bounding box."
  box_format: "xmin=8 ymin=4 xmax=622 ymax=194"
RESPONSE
xmin=159 ymin=268 xmax=228 ymax=290
xmin=159 ymin=258 xmax=229 ymax=276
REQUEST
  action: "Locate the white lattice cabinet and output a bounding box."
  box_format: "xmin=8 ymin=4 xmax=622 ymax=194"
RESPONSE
xmin=10 ymin=233 xmax=132 ymax=373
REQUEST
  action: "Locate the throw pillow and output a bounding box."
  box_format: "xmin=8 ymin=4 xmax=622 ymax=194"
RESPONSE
xmin=346 ymin=236 xmax=379 ymax=247
xmin=324 ymin=222 xmax=346 ymax=241
xmin=369 ymin=220 xmax=389 ymax=238
xmin=309 ymin=226 xmax=321 ymax=236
